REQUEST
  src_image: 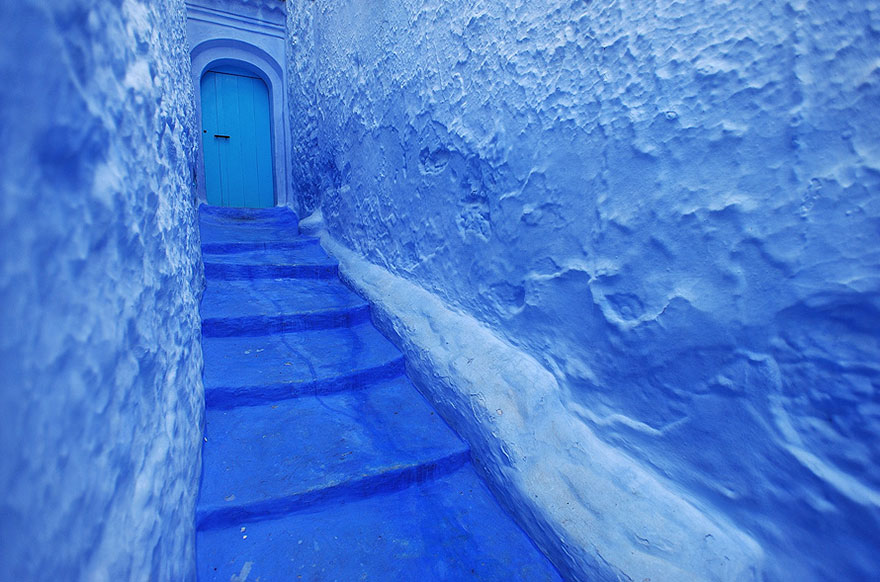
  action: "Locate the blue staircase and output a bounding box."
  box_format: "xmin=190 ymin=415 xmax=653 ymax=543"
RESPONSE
xmin=196 ymin=205 xmax=563 ymax=581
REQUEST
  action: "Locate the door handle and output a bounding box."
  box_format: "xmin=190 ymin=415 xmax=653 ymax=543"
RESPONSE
xmin=214 ymin=134 xmax=230 ymax=139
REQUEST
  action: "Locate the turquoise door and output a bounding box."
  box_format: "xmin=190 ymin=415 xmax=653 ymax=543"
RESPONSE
xmin=200 ymin=70 xmax=274 ymax=208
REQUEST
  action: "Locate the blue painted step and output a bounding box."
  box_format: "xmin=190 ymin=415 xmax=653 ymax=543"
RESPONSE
xmin=202 ymin=235 xmax=320 ymax=255
xmin=202 ymin=323 xmax=406 ymax=409
xmin=203 ymin=245 xmax=338 ymax=280
xmin=197 ymin=464 xmax=563 ymax=582
xmin=201 ymin=278 xmax=370 ymax=337
xmin=196 ymin=204 xmax=563 ymax=581
xmin=200 ymin=205 xmax=299 ymax=226
xmin=197 ymin=376 xmax=470 ymax=530
xmin=199 ymin=205 xmax=308 ymax=253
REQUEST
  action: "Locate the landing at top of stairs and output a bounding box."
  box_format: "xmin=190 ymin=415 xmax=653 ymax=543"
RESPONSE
xmin=199 ymin=206 xmax=307 ymax=252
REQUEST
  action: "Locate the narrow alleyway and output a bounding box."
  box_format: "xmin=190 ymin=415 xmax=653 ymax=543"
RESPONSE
xmin=194 ymin=206 xmax=562 ymax=580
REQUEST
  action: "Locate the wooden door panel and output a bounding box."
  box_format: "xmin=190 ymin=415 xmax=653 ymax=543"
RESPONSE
xmin=201 ymin=71 xmax=274 ymax=208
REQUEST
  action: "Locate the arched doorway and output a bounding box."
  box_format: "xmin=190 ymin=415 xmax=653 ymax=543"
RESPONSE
xmin=200 ymin=66 xmax=274 ymax=208
xmin=188 ymin=35 xmax=288 ymax=208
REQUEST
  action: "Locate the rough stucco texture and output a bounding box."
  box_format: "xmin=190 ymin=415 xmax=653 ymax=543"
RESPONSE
xmin=288 ymin=1 xmax=880 ymax=580
xmin=0 ymin=1 xmax=203 ymax=579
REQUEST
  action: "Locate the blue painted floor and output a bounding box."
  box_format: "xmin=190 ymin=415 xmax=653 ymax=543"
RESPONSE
xmin=196 ymin=205 xmax=563 ymax=581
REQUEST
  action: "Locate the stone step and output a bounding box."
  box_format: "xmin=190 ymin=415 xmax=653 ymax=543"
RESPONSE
xmin=201 ymin=236 xmax=320 ymax=255
xmin=196 ymin=464 xmax=563 ymax=581
xmin=201 ymin=278 xmax=370 ymax=337
xmin=203 ymin=245 xmax=338 ymax=280
xmin=202 ymin=323 xmax=405 ymax=409
xmin=198 ymin=204 xmax=304 ymax=252
xmin=196 ymin=376 xmax=470 ymax=530
xmin=199 ymin=204 xmax=300 ymax=227
xmin=195 ymin=203 xmax=562 ymax=581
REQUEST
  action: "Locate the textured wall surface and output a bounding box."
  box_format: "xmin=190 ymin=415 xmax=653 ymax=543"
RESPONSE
xmin=312 ymin=227 xmax=762 ymax=582
xmin=0 ymin=1 xmax=203 ymax=580
xmin=289 ymin=1 xmax=880 ymax=580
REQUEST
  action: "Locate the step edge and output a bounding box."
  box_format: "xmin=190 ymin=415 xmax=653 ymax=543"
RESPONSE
xmin=204 ymin=355 xmax=406 ymax=410
xmin=204 ymin=262 xmax=339 ymax=280
xmin=195 ymin=449 xmax=471 ymax=531
xmin=201 ymin=304 xmax=371 ymax=337
xmin=200 ymin=238 xmax=320 ymax=254
xmin=204 ymin=258 xmax=338 ymax=268
xmin=199 ymin=204 xmax=298 ymax=220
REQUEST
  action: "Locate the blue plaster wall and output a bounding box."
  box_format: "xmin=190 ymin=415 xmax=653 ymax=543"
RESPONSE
xmin=0 ymin=1 xmax=203 ymax=579
xmin=288 ymin=1 xmax=880 ymax=580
